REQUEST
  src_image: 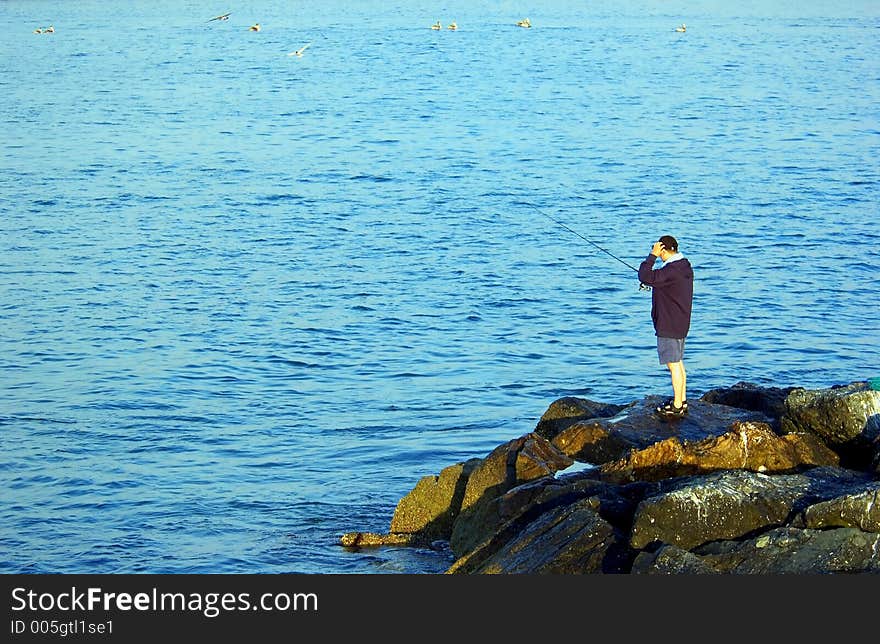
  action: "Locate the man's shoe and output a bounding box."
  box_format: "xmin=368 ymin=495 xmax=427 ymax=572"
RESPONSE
xmin=656 ymin=400 xmax=688 ymax=418
xmin=656 ymin=399 xmax=688 ymax=412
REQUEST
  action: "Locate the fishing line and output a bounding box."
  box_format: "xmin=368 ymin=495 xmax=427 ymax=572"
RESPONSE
xmin=517 ymin=201 xmax=651 ymax=291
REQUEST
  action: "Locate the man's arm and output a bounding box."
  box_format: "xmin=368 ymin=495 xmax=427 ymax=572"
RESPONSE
xmin=637 ymin=241 xmax=664 ymax=284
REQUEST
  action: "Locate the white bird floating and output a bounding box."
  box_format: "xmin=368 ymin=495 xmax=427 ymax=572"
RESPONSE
xmin=288 ymin=43 xmax=312 ymax=57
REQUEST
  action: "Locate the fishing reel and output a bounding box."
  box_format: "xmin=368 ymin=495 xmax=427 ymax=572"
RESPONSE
xmin=639 ymin=283 xmax=652 ymax=292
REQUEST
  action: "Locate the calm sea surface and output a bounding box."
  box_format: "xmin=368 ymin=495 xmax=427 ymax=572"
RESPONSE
xmin=1 ymin=1 xmax=878 ymax=573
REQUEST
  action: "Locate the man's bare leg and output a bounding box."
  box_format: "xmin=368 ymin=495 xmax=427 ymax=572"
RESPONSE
xmin=667 ymin=361 xmax=687 ymax=408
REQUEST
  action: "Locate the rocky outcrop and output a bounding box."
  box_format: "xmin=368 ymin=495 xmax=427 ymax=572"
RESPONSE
xmin=597 ymin=421 xmax=838 ymax=484
xmin=341 ymin=433 xmax=573 ymax=555
xmin=448 ymin=497 xmax=622 ymax=574
xmin=797 ymin=485 xmax=880 ymax=532
xmin=632 ymin=527 xmax=880 ymax=574
xmin=549 ymin=396 xmax=772 ymax=464
xmin=340 ymin=380 xmax=880 ymax=574
xmin=534 ymin=396 xmax=626 ymax=441
xmin=699 ymin=381 xmax=796 ymax=428
xmin=627 ymin=466 xmax=871 ymax=550
xmin=449 ymin=433 xmax=572 ymax=556
xmin=780 ymin=381 xmax=880 ymax=469
xmin=388 ymin=458 xmax=481 ymax=541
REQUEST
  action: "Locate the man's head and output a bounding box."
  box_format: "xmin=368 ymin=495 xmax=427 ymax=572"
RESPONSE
xmin=658 ymin=235 xmax=678 ymax=253
xmin=651 ymin=235 xmax=679 ymax=261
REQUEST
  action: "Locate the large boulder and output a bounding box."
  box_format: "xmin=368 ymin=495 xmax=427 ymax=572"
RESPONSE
xmin=446 ymin=474 xmax=637 ymax=573
xmin=699 ymin=381 xmax=797 ymax=426
xmin=628 ymin=466 xmax=874 ymax=550
xmin=797 ymin=484 xmax=880 ymax=532
xmin=693 ymin=527 xmax=880 ymax=573
xmin=781 ymin=381 xmax=880 ymax=468
xmin=631 ymin=544 xmax=718 ymax=574
xmin=449 ymin=433 xmax=572 ymax=557
xmin=534 ymin=396 xmax=627 ymax=441
xmin=457 ymin=433 xmax=573 ymax=514
xmin=388 ymin=458 xmax=481 ymax=540
xmin=550 ymin=396 xmax=773 ymax=465
xmin=633 ymin=527 xmax=880 ymax=574
xmin=598 ymin=421 xmax=839 ymax=484
xmin=449 ymin=497 xmax=625 ymax=574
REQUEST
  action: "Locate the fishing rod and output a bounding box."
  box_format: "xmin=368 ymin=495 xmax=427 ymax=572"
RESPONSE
xmin=518 ymin=201 xmax=652 ymax=291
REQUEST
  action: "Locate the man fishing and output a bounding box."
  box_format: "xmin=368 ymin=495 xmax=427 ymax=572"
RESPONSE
xmin=638 ymin=235 xmax=694 ymax=419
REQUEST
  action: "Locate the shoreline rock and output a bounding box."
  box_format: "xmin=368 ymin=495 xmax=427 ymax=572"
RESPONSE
xmin=340 ymin=380 xmax=880 ymax=574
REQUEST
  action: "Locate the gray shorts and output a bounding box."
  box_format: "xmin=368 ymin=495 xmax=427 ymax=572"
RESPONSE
xmin=657 ymin=337 xmax=685 ymax=364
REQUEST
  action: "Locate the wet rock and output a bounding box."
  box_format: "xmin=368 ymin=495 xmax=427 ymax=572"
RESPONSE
xmin=388 ymin=458 xmax=481 ymax=541
xmin=550 ymin=396 xmax=772 ymax=465
xmin=693 ymin=526 xmax=880 ymax=573
xmin=629 ymin=466 xmax=873 ymax=550
xmin=449 ymin=497 xmax=625 ymax=574
xmin=598 ymin=421 xmax=839 ymax=484
xmin=534 ymin=396 xmax=627 ymax=441
xmin=699 ymin=381 xmax=796 ymax=426
xmin=798 ymin=485 xmax=880 ymax=532
xmin=631 ymin=544 xmax=717 ymax=574
xmin=340 ymin=380 xmax=880 ymax=574
xmin=339 ymin=531 xmax=425 ymax=548
xmin=633 ymin=528 xmax=880 ymax=574
xmin=446 ymin=474 xmax=636 ymax=573
xmin=449 ymin=433 xmax=572 ymax=557
xmin=457 ymin=433 xmax=573 ymax=514
xmin=781 ymin=381 xmax=880 ymax=468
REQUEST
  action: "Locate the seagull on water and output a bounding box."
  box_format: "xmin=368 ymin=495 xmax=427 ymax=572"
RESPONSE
xmin=675 ymin=23 xmax=687 ymax=32
xmin=249 ymin=23 xmax=261 ymax=32
xmin=431 ymin=21 xmax=441 ymax=30
xmin=288 ymin=43 xmax=312 ymax=57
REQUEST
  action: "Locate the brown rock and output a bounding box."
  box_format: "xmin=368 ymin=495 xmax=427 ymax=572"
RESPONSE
xmin=450 ymin=433 xmax=572 ymax=557
xmin=458 ymin=433 xmax=572 ymax=514
xmin=699 ymin=381 xmax=796 ymax=424
xmin=452 ymin=497 xmax=623 ymax=574
xmin=635 ymin=527 xmax=880 ymax=574
xmin=631 ymin=544 xmax=717 ymax=574
xmin=550 ymin=396 xmax=773 ymax=465
xmin=534 ymin=396 xmax=626 ymax=440
xmin=800 ymin=485 xmax=880 ymax=532
xmin=339 ymin=532 xmax=423 ymax=548
xmin=781 ymin=382 xmax=880 ymax=458
xmin=598 ymin=421 xmax=839 ymax=484
xmin=694 ymin=526 xmax=880 ymax=573
xmin=628 ymin=466 xmax=873 ymax=551
xmin=388 ymin=458 xmax=480 ymax=541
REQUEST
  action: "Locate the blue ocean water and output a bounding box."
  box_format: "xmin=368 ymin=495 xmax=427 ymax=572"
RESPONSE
xmin=1 ymin=1 xmax=878 ymax=573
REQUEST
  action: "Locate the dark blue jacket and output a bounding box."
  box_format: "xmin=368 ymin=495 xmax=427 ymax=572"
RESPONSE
xmin=638 ymin=254 xmax=694 ymax=338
